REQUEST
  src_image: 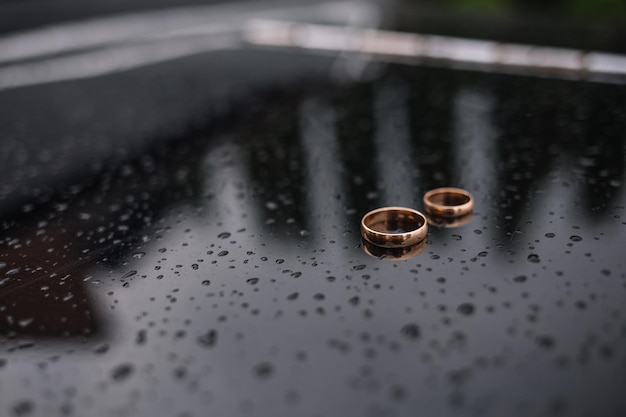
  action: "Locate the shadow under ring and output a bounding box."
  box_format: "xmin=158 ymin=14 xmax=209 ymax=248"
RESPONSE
xmin=362 ymin=238 xmax=427 ymax=260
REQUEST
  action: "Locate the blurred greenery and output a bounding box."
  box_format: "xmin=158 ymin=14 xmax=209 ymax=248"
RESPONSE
xmin=448 ymin=0 xmax=626 ymax=16
xmin=398 ymin=0 xmax=626 ymax=54
xmin=568 ymin=0 xmax=626 ymax=15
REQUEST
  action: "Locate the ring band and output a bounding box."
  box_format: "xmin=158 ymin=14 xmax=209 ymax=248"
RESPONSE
xmin=363 ymin=238 xmax=427 ymax=260
xmin=423 ymin=187 xmax=473 ymax=218
xmin=360 ymin=207 xmax=428 ymax=248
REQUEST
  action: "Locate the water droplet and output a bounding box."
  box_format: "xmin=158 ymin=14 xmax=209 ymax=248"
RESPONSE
xmin=218 ymin=232 xmax=231 ymax=239
xmin=527 ymin=254 xmax=540 ymax=263
xmin=122 ymin=270 xmax=137 ymax=278
xmin=134 ymin=330 xmax=147 ymax=345
xmin=252 ymin=362 xmax=274 ymax=379
xmin=94 ymin=344 xmax=109 ymax=354
xmin=132 ymin=252 xmax=145 ymax=259
xmin=111 ymin=363 xmax=134 ymax=382
xmin=201 ymin=280 xmax=211 ymax=286
xmin=217 ymin=251 xmax=228 ymax=257
xmin=457 ymin=303 xmax=475 ymax=316
xmin=246 ymin=278 xmax=259 ymax=285
xmin=390 ymin=385 xmax=407 ymax=400
xmin=287 ymin=292 xmax=299 ymax=301
xmin=451 ymin=234 xmax=462 ymax=241
xmin=535 ymin=335 xmax=555 ymax=349
xmin=352 ymin=264 xmax=366 ymax=271
xmin=197 ymin=330 xmax=218 ymax=348
xmin=54 ymin=203 xmax=68 ymax=212
xmin=544 ymin=233 xmax=555 ymax=238
xmin=401 ymin=323 xmax=421 ymax=340
xmin=18 ymin=318 xmax=33 ymax=328
xmin=447 ymin=368 xmax=472 ymax=385
xmin=12 ymin=400 xmax=34 ymax=416
xmin=513 ymin=275 xmax=527 ymax=283
xmin=569 ymin=235 xmax=582 ymax=242
xmin=276 ymin=259 xmax=285 ymax=264
xmin=17 ymin=342 xmax=34 ymax=350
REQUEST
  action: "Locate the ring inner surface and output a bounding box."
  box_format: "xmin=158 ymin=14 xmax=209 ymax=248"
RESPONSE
xmin=428 ymin=192 xmax=470 ymax=207
xmin=367 ymin=210 xmax=422 ymax=234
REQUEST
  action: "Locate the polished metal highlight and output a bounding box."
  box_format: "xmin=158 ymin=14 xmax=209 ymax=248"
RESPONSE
xmin=423 ymin=187 xmax=474 ymax=218
xmin=361 ymin=207 xmax=428 ymax=248
xmin=362 ymin=238 xmax=426 ymax=260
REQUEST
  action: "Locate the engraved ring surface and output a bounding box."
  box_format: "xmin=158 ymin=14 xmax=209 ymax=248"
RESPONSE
xmin=423 ymin=187 xmax=474 ymax=218
xmin=360 ymin=207 xmax=428 ymax=248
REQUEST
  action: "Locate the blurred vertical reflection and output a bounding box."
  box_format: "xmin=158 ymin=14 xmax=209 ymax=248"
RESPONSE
xmin=242 ymin=93 xmax=308 ymax=239
xmin=299 ymin=98 xmax=345 ymax=242
xmin=453 ymin=87 xmax=496 ymax=193
xmin=406 ymin=72 xmax=458 ymax=192
xmin=334 ymin=83 xmax=379 ymax=211
xmin=491 ymin=77 xmax=625 ymax=236
xmin=373 ymin=81 xmax=417 ymax=206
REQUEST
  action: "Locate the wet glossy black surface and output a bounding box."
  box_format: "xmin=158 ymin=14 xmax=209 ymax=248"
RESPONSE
xmin=1 ymin=47 xmax=626 ymax=417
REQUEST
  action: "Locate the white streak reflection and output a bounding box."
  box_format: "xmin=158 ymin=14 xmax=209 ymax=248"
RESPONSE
xmin=0 ymin=1 xmax=375 ymax=64
xmin=245 ymin=20 xmax=626 ymax=83
xmin=0 ymin=34 xmax=238 ymax=90
xmin=0 ymin=1 xmax=380 ymax=91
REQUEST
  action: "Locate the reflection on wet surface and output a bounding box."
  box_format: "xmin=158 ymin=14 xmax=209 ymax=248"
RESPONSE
xmin=428 ymin=213 xmax=474 ymax=229
xmin=1 ymin=52 xmax=626 ymax=416
xmin=362 ymin=239 xmax=427 ymax=261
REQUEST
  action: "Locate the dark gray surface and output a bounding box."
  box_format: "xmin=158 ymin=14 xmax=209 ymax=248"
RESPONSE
xmin=0 ymin=49 xmax=334 ymax=218
xmin=0 ymin=0 xmax=239 ymax=35
xmin=0 ymin=46 xmax=625 ymax=417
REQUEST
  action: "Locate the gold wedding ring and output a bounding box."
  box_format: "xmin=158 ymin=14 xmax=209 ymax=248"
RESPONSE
xmin=423 ymin=187 xmax=473 ymax=218
xmin=361 ymin=207 xmax=428 ymax=248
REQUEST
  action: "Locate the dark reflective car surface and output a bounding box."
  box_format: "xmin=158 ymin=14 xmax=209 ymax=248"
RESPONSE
xmin=1 ymin=1 xmax=625 ymax=416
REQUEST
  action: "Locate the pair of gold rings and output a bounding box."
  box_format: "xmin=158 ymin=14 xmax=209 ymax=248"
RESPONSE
xmin=360 ymin=187 xmax=473 ymax=249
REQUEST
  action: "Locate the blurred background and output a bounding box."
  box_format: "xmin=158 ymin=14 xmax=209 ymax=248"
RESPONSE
xmin=1 ymin=2 xmax=625 ymax=417
xmin=1 ymin=0 xmax=625 ymax=51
